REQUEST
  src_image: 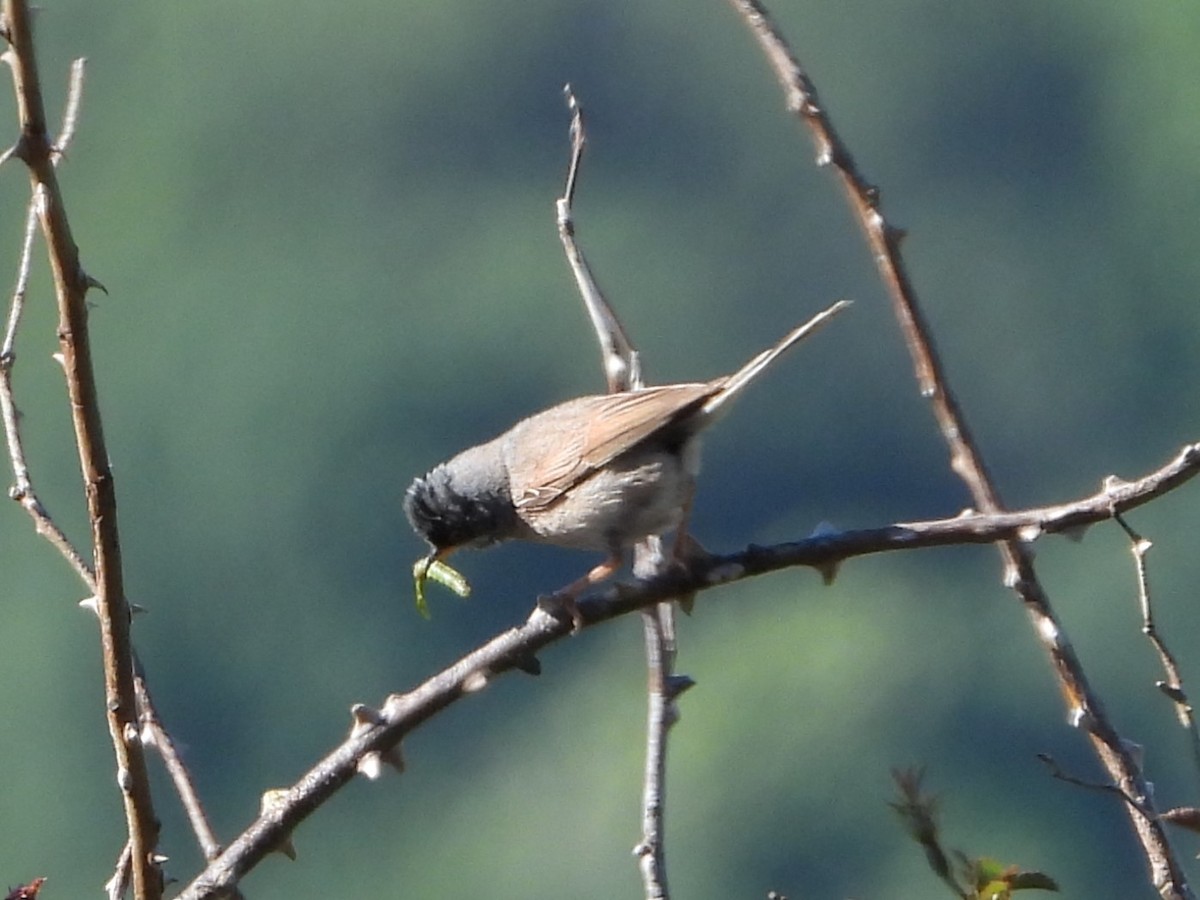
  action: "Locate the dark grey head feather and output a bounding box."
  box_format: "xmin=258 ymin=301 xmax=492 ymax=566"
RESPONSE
xmin=403 ymin=440 xmax=521 ymax=552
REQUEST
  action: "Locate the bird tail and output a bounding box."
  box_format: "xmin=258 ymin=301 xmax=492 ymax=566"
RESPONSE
xmin=701 ymin=298 xmax=851 ymax=418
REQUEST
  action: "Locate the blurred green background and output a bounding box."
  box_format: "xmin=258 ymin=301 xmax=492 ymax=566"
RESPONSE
xmin=2 ymin=1 xmax=1199 ymax=897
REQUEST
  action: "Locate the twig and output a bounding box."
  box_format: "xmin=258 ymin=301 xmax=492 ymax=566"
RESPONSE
xmin=174 ymin=439 xmax=1199 ymax=898
xmin=560 ymin=84 xmax=584 ymax=211
xmin=555 ymin=84 xmax=680 ymax=899
xmin=1113 ymin=511 xmax=1200 ymax=786
xmin=3 ymin=33 xmax=218 ymax=884
xmin=0 ymin=197 xmax=37 ymax=358
xmin=174 ymin=608 xmax=575 ymax=900
xmin=555 ymin=84 xmax=640 ymax=393
xmin=135 ymin=665 xmax=223 ymax=861
xmin=725 ymin=1 xmax=1194 ymax=896
xmin=1 ymin=149 xmax=94 ymax=588
xmin=1 ymin=194 xmax=96 ymax=583
xmin=105 ymin=842 xmax=132 ymax=900
xmin=632 ymin=546 xmax=695 ymax=899
xmin=1037 ymin=753 xmax=1152 ymax=819
xmin=633 ymin=601 xmax=672 ymax=895
xmin=571 ymin=441 xmax=1200 ymax=626
xmin=2 ymin=3 xmax=162 ymax=897
xmin=53 ymin=57 xmax=85 ymax=162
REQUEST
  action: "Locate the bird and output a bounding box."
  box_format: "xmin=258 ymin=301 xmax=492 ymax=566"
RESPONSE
xmin=404 ymin=299 xmax=849 ymax=616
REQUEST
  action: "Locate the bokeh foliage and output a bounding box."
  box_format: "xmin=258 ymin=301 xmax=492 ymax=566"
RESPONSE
xmin=2 ymin=1 xmax=1199 ymax=897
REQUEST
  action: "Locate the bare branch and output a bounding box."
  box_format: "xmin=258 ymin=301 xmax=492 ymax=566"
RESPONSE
xmin=725 ymin=1 xmax=1194 ymax=896
xmin=135 ymin=666 xmax=223 ymax=861
xmin=0 ymin=60 xmax=93 ymax=573
xmin=0 ymin=198 xmax=35 ymax=358
xmin=174 ymin=439 xmax=1199 ymax=898
xmin=555 ymin=85 xmax=677 ymax=899
xmin=105 ymin=842 xmax=132 ymax=900
xmin=633 ymin=543 xmax=695 ymax=900
xmin=1114 ymin=512 xmax=1200 ymax=787
xmin=555 ymin=84 xmax=639 ymax=393
xmin=2 ymin=2 xmax=162 ymax=896
xmin=1037 ymin=753 xmax=1153 ymax=819
xmin=52 ymin=56 xmax=86 ymax=162
xmin=0 ymin=194 xmax=95 ymax=584
xmin=3 ymin=8 xmax=1194 ymax=898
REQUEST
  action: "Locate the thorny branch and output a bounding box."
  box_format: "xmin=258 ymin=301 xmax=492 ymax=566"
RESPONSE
xmin=725 ymin=0 xmax=1193 ymax=896
xmin=1113 ymin=512 xmax=1200 ymax=787
xmin=0 ymin=150 xmax=93 ymax=587
xmin=5 ymin=5 xmax=1200 ymax=899
xmin=2 ymin=2 xmax=162 ymax=896
xmin=136 ymin=666 xmax=224 ymax=862
xmin=175 ymin=442 xmax=1199 ymax=899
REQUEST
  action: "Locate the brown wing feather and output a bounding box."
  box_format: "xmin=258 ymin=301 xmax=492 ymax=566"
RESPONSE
xmin=511 ymin=383 xmax=719 ymax=513
xmin=508 ymin=302 xmax=852 ymax=516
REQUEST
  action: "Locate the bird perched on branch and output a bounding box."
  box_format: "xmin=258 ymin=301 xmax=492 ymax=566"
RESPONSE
xmin=405 ymin=299 xmax=849 ymax=618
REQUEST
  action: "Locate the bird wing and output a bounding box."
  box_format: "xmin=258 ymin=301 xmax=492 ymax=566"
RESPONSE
xmin=511 ymin=383 xmax=718 ymax=513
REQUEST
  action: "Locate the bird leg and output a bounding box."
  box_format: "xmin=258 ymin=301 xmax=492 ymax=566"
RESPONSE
xmin=542 ymin=554 xmax=622 ymax=630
